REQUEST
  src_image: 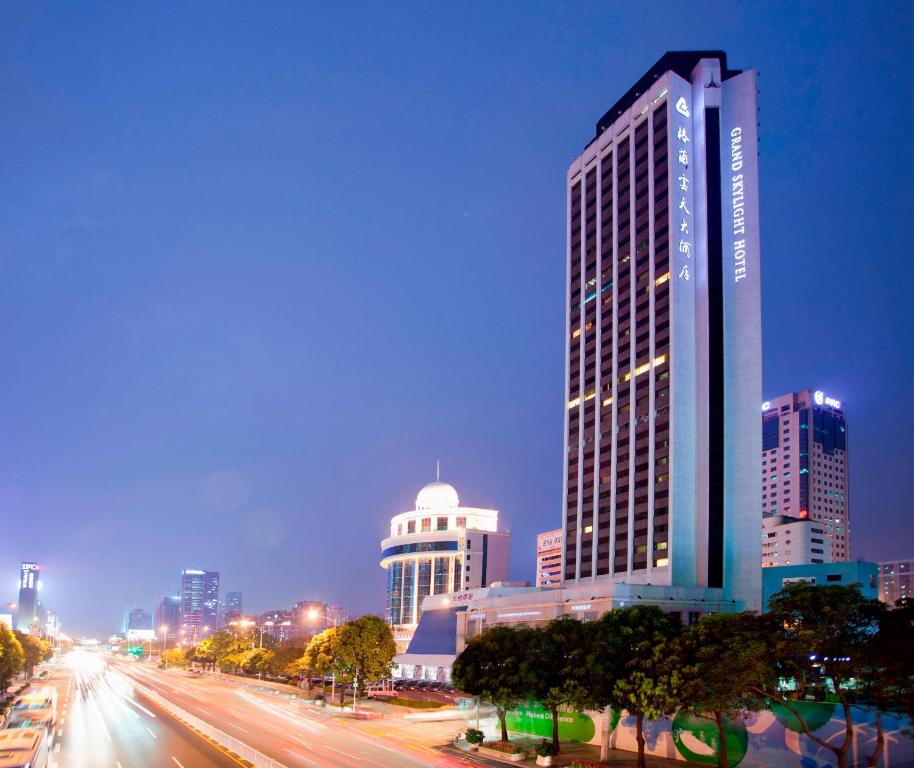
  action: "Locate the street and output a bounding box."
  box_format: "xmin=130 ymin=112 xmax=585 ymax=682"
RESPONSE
xmin=41 ymin=651 xmax=239 ymax=768
xmin=113 ymin=660 xmax=493 ymax=768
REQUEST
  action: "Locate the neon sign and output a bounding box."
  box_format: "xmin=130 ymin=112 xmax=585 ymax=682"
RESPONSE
xmin=814 ymin=391 xmax=842 ymax=410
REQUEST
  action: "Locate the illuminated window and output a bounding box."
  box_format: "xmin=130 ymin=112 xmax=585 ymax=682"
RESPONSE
xmin=655 ymin=272 xmax=670 ymax=286
xmin=456 ymin=516 xmax=466 ymax=528
xmin=568 ymin=397 xmax=581 ymax=409
xmin=602 ymin=396 xmax=613 ymax=407
xmin=421 ymin=518 xmax=431 ymax=533
xmin=583 ymin=525 xmax=593 ymax=534
xmin=655 ymin=558 xmax=669 ymax=567
xmin=572 ymin=328 xmax=582 ymax=339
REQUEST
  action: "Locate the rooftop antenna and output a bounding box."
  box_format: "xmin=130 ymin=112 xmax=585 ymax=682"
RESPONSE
xmin=436 ymin=460 xmax=440 ymax=482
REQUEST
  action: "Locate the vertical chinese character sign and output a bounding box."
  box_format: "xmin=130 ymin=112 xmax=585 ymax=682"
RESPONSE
xmin=673 ymin=96 xmax=694 ymax=283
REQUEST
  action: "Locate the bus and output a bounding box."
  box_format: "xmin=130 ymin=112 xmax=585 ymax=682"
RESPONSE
xmin=11 ymin=687 xmax=57 ymax=724
xmin=0 ymin=727 xmax=49 ymax=768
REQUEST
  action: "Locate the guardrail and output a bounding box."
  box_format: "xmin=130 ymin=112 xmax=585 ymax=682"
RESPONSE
xmin=126 ymin=674 xmax=290 ymax=768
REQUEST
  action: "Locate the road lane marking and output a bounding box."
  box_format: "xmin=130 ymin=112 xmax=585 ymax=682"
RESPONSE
xmin=325 ymin=745 xmax=360 ymax=761
xmin=117 ymin=762 xmax=124 ymax=768
xmin=146 ymin=725 xmax=157 ymax=738
xmin=172 ymin=758 xmax=186 ymax=768
xmin=54 ymin=743 xmax=60 ymax=753
xmin=283 ymin=748 xmax=318 ymax=765
xmin=57 ymin=729 xmax=63 ymax=737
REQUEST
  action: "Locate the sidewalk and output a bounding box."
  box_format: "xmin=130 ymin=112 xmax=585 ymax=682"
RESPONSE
xmin=452 ymin=737 xmax=700 ymax=768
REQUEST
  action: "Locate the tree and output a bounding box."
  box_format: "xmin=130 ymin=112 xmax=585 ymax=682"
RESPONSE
xmin=161 ymin=648 xmax=188 ymax=668
xmin=14 ymin=631 xmax=47 ymax=678
xmin=526 ymin=617 xmax=595 ymax=752
xmin=266 ymin=642 xmax=307 ymax=679
xmin=452 ymin=625 xmax=534 ymax=742
xmin=224 ymin=648 xmax=274 ymax=676
xmin=756 ymin=582 xmax=885 ymax=768
xmin=587 ymin=610 xmax=629 ymax=761
xmin=0 ymin=624 xmax=24 ymax=691
xmin=295 ymin=627 xmax=339 ymax=690
xmin=858 ymin=598 xmax=914 ymax=767
xmin=673 ymin=613 xmax=777 ymax=768
xmin=606 ymin=606 xmax=682 ymax=768
xmin=335 ymin=615 xmax=396 ymax=705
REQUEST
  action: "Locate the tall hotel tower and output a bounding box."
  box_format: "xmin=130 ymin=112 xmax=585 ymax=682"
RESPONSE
xmin=563 ymin=52 xmax=762 ymax=611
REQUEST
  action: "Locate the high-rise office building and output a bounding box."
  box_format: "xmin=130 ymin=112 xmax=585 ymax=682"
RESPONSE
xmin=536 ymin=529 xmax=563 ymax=588
xmin=16 ymin=562 xmax=40 ymax=632
xmin=325 ymin=604 xmax=348 ymax=627
xmin=562 ymin=51 xmax=761 ymax=611
xmin=879 ymin=560 xmax=912 ymax=606
xmin=180 ymin=569 xmax=219 ymax=639
xmin=259 ymin=610 xmax=294 ymax=642
xmin=155 ymin=595 xmax=182 ymax=634
xmin=222 ymin=591 xmax=243 ymax=626
xmin=761 ymin=389 xmax=849 ymax=560
xmin=125 ymin=608 xmax=153 ymax=633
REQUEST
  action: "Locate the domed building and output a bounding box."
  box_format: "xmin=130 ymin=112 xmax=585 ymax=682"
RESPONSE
xmin=380 ymin=476 xmax=510 ymax=653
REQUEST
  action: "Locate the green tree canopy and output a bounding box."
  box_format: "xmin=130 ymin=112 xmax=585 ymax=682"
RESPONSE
xmin=857 ymin=598 xmax=914 ymax=767
xmin=673 ymin=612 xmax=777 ymax=768
xmin=452 ymin=625 xmax=534 ymax=742
xmin=0 ymin=624 xmax=24 ymax=691
xmin=760 ymin=582 xmax=885 ymax=768
xmin=335 ymin=615 xmax=397 ymax=699
xmin=13 ymin=631 xmax=46 ymax=677
xmin=526 ymin=617 xmax=596 ymax=752
xmin=605 ymin=605 xmax=683 ymax=768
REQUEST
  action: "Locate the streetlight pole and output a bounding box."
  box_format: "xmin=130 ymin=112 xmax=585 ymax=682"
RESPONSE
xmin=160 ymin=626 xmax=168 ymax=667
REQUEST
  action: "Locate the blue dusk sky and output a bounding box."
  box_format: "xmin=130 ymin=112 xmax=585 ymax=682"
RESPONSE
xmin=1 ymin=2 xmax=912 ymax=635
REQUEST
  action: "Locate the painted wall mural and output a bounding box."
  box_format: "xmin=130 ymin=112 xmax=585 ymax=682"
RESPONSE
xmin=506 ymin=701 xmax=913 ymax=767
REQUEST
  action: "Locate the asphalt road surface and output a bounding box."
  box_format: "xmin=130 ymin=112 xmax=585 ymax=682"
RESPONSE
xmin=114 ymin=660 xmax=495 ymax=768
xmin=40 ymin=651 xmax=240 ymax=768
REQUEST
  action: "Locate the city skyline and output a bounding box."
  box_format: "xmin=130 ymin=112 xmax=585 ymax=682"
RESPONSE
xmin=2 ymin=3 xmax=914 ymax=635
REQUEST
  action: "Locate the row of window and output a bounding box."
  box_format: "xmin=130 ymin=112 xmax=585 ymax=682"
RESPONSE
xmin=394 ymin=516 xmax=468 ymax=536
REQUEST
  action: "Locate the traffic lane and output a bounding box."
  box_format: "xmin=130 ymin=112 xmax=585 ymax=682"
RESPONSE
xmin=117 ymin=663 xmax=474 ymax=768
xmin=54 ymin=654 xmax=239 ymax=768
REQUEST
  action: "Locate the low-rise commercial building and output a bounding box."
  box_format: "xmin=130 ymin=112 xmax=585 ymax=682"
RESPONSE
xmin=761 ymin=561 xmax=878 ymax=609
xmin=761 ymin=514 xmax=832 ymax=568
xmin=395 ymin=579 xmax=734 ymax=682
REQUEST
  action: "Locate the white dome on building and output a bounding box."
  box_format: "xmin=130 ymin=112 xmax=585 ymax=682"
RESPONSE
xmin=415 ymin=481 xmax=459 ymax=510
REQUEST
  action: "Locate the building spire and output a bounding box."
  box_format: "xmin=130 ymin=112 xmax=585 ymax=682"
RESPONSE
xmin=436 ymin=459 xmax=440 ymax=482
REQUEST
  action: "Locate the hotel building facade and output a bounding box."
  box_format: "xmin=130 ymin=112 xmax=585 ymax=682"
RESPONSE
xmin=761 ymin=389 xmax=849 ymax=560
xmin=380 ymin=479 xmax=509 ymax=652
xmin=563 ymin=51 xmax=762 ymax=611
